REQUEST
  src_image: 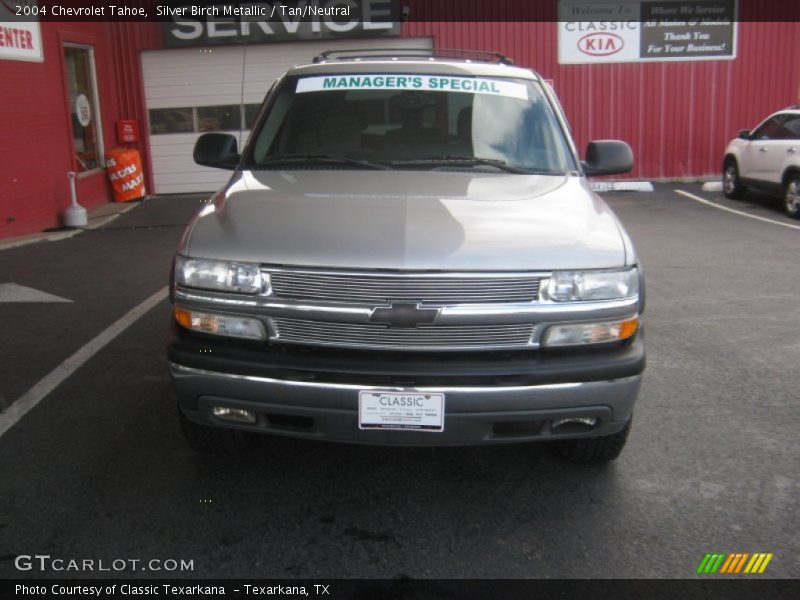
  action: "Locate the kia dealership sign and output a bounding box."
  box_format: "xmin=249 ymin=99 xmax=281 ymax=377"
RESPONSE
xmin=558 ymin=0 xmax=737 ymax=64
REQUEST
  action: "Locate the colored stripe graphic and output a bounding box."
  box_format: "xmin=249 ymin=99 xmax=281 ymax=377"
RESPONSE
xmin=711 ymin=554 xmax=726 ymax=573
xmin=721 ymin=553 xmax=747 ymax=574
xmin=719 ymin=554 xmax=736 ymax=573
xmin=734 ymin=553 xmax=749 ymax=573
xmin=700 ymin=552 xmax=773 ymax=575
xmin=721 ymin=553 xmax=738 ymax=574
xmin=745 ymin=554 xmax=760 ymax=573
xmin=697 ymin=553 xmax=726 ymax=574
xmin=759 ymin=554 xmax=774 ymax=573
xmin=697 ymin=554 xmax=713 ymax=573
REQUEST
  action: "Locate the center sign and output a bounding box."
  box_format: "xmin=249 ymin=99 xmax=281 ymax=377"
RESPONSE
xmin=0 ymin=0 xmax=44 ymax=62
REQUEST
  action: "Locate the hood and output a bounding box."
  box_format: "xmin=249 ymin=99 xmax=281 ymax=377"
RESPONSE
xmin=181 ymin=169 xmax=628 ymax=271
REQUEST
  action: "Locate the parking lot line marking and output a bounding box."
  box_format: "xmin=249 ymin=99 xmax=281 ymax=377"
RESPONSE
xmin=675 ymin=189 xmax=800 ymax=231
xmin=0 ymin=283 xmax=73 ymax=303
xmin=0 ymin=286 xmax=169 ymax=439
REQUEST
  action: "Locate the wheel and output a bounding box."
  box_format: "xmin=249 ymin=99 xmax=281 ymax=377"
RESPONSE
xmin=722 ymin=159 xmax=746 ymax=199
xmin=784 ymin=174 xmax=800 ymax=219
xmin=557 ymin=419 xmax=631 ymax=464
xmin=179 ymin=410 xmax=250 ymax=455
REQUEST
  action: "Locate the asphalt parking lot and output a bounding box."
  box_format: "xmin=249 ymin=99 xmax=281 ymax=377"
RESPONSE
xmin=0 ymin=183 xmax=797 ymax=580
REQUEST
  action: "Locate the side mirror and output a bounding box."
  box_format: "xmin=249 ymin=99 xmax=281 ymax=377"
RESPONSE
xmin=738 ymin=129 xmax=752 ymax=140
xmin=194 ymin=133 xmax=239 ymax=169
xmin=582 ymin=140 xmax=634 ymax=177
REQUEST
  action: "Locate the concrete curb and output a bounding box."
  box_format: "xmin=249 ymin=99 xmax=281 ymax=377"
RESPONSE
xmin=0 ymin=230 xmax=82 ymax=251
xmin=84 ymin=201 xmax=140 ymax=230
xmin=0 ymin=200 xmax=143 ymax=252
xmin=701 ymin=181 xmax=724 ymax=192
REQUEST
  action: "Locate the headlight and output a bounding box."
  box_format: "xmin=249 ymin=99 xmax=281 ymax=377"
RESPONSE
xmin=543 ymin=268 xmax=638 ymax=302
xmin=175 ymin=256 xmax=266 ymax=294
xmin=543 ymin=316 xmax=639 ymax=347
xmin=174 ymin=307 xmax=266 ymax=340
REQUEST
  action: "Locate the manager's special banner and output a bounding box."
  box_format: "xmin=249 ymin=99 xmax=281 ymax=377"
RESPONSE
xmin=558 ymin=0 xmax=737 ymax=64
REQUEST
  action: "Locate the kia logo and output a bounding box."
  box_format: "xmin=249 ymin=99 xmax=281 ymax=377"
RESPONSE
xmin=578 ymin=32 xmax=624 ymax=57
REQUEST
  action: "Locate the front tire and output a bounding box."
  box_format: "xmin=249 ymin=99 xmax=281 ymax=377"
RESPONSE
xmin=557 ymin=419 xmax=631 ymax=463
xmin=179 ymin=410 xmax=250 ymax=455
xmin=723 ymin=159 xmax=746 ymax=199
xmin=784 ymin=174 xmax=800 ymax=219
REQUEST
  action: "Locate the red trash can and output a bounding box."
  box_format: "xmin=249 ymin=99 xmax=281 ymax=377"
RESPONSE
xmin=106 ymin=148 xmax=146 ymax=202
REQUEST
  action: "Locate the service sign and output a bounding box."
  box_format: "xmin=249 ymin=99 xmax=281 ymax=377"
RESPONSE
xmin=163 ymin=0 xmax=401 ymax=47
xmin=558 ymin=0 xmax=737 ymax=64
xmin=0 ymin=1 xmax=44 ymax=62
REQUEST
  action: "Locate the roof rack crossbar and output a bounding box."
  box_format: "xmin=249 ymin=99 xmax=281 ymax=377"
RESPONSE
xmin=312 ymin=48 xmax=514 ymax=65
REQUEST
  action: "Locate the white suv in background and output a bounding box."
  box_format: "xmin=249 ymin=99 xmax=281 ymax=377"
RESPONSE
xmin=722 ymin=106 xmax=800 ymax=218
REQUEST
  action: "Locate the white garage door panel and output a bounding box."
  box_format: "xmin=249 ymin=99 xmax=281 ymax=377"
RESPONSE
xmin=144 ymin=63 xmax=247 ymax=77
xmin=146 ymin=93 xmax=246 ymax=107
xmin=143 ymin=37 xmax=432 ymax=193
xmin=145 ymin=76 xmax=246 ymax=93
xmin=148 ymin=132 xmax=248 ymax=194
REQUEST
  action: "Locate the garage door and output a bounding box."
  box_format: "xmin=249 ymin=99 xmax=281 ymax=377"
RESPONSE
xmin=142 ymin=38 xmax=432 ymax=194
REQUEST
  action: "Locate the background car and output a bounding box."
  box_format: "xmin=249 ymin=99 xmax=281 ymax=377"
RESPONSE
xmin=722 ymin=106 xmax=800 ymax=218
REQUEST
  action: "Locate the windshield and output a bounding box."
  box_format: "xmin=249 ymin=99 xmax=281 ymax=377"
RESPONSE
xmin=246 ymin=74 xmax=576 ymax=174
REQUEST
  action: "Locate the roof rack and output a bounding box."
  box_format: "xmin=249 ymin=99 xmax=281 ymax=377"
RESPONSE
xmin=312 ymin=48 xmax=514 ymax=66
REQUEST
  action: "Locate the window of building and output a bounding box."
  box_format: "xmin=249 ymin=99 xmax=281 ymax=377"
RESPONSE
xmin=148 ymin=104 xmax=264 ymax=135
xmin=197 ymin=105 xmax=241 ymax=132
xmin=64 ymin=45 xmax=104 ymax=173
xmin=148 ymin=108 xmax=195 ymax=134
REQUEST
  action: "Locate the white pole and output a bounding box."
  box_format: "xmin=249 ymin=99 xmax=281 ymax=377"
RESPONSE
xmin=62 ymin=171 xmax=88 ymax=227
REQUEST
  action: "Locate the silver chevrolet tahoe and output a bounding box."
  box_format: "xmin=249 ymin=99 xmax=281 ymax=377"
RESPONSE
xmin=169 ymin=49 xmax=645 ymax=463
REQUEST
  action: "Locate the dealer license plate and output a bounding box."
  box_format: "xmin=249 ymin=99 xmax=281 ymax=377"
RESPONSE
xmin=358 ymin=391 xmax=445 ymax=432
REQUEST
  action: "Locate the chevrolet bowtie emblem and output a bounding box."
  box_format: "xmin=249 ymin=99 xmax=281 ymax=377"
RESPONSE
xmin=369 ymin=302 xmax=439 ymax=328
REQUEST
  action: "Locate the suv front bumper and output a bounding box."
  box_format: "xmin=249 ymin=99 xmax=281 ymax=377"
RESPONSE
xmin=170 ymin=333 xmax=644 ymax=446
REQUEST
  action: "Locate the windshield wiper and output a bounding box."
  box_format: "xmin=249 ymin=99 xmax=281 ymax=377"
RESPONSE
xmin=256 ymin=154 xmax=389 ymax=170
xmin=389 ymin=156 xmax=548 ymax=174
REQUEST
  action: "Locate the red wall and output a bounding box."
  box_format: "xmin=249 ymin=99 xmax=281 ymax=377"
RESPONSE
xmin=403 ymin=19 xmax=800 ymax=180
xmin=0 ymin=21 xmax=159 ymax=238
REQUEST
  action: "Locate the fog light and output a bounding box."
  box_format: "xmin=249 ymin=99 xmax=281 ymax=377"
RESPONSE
xmin=542 ymin=316 xmax=639 ymax=347
xmin=212 ymin=406 xmax=257 ymax=424
xmin=552 ymin=416 xmax=597 ymax=430
xmin=174 ymin=306 xmax=266 ymax=340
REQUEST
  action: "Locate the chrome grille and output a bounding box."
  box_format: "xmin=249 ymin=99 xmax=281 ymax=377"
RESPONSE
xmin=266 ymin=268 xmax=542 ymax=304
xmin=272 ymin=318 xmax=534 ymax=350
